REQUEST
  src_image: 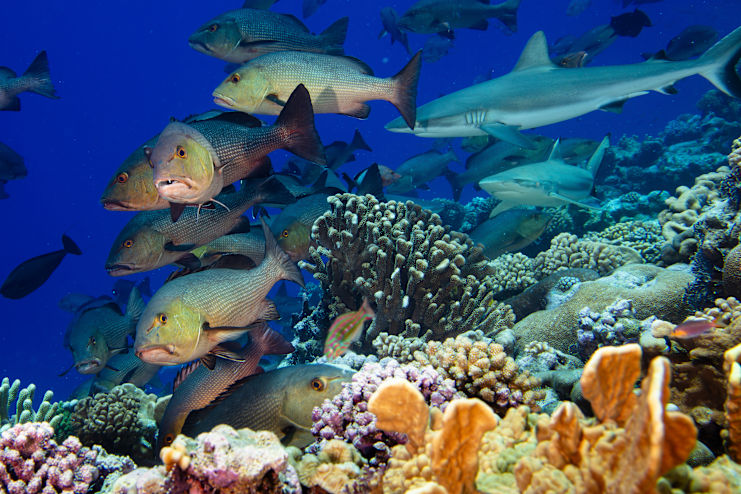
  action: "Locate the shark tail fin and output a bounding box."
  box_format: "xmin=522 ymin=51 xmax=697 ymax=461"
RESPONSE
xmin=390 ymin=51 xmax=422 ymax=130
xmin=698 ymin=25 xmax=741 ymax=98
xmin=586 ymin=136 xmax=610 ymax=177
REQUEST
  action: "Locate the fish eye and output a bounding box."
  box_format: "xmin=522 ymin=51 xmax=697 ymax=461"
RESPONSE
xmin=281 ymin=229 xmax=289 ymax=238
xmin=208 ymin=24 xmax=219 ymax=32
xmin=122 ymin=239 xmax=134 ymax=248
xmin=175 ymin=146 xmax=187 ymax=159
xmin=116 ymin=172 xmax=129 ymax=184
xmin=88 ymin=336 xmax=96 ymax=347
xmin=230 ymin=73 xmax=241 ymax=84
xmin=310 ymin=378 xmax=325 ymax=391
xmin=163 ymin=433 xmax=174 ymax=445
xmin=157 ymin=313 xmax=168 ymax=325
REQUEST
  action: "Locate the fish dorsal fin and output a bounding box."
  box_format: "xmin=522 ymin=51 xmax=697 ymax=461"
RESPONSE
xmin=547 ymin=139 xmax=562 ymax=161
xmin=513 ymin=31 xmax=556 ymax=72
xmin=279 ymin=13 xmax=311 ymax=33
xmin=173 ymin=360 xmax=202 ymax=392
xmin=0 ymin=67 xmax=17 ymax=78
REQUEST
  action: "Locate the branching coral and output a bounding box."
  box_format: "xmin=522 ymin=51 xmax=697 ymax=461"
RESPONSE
xmin=299 ymin=194 xmax=515 ymax=347
xmin=584 ymin=220 xmax=664 ymax=265
xmin=0 ymin=378 xmax=61 ymax=432
xmin=486 ymin=253 xmax=537 ymax=296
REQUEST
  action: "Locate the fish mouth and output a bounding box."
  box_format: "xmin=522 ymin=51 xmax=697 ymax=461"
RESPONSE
xmin=188 ymin=39 xmax=211 ymax=54
xmin=105 ymin=263 xmax=136 ymax=277
xmin=135 ymin=344 xmax=177 ymax=364
xmin=100 ymin=198 xmax=134 ymax=211
xmin=75 ymin=358 xmax=102 ymax=374
xmin=212 ymin=93 xmax=236 ymax=109
xmin=155 ymin=176 xmax=196 ymax=199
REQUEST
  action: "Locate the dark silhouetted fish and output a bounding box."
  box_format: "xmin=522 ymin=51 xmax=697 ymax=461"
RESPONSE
xmin=550 ymin=25 xmax=617 ymax=66
xmin=643 ymin=25 xmax=719 ymax=61
xmin=0 ymin=51 xmax=59 ymax=111
xmin=112 ymin=277 xmax=152 ymax=306
xmin=324 ymin=129 xmax=372 ymax=170
xmin=567 ymin=0 xmax=591 ymax=16
xmin=610 ymin=9 xmax=651 ymax=38
xmin=398 ymin=0 xmax=521 ymax=36
xmin=1 ymin=235 xmax=81 ymax=299
xmin=0 ymin=142 xmax=27 ymax=199
xmin=303 ymin=0 xmax=328 ymax=18
xmin=386 ymin=148 xmax=458 ymax=194
xmin=423 ymin=35 xmax=454 ymax=63
xmin=379 ymin=7 xmax=411 ymax=54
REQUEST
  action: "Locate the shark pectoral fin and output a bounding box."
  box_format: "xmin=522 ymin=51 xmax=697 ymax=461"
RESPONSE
xmin=657 ymin=84 xmax=678 ymax=95
xmin=489 ymin=201 xmax=516 ymax=218
xmin=599 ymin=99 xmax=628 ymax=113
xmin=549 ymin=192 xmax=601 ymax=210
xmin=480 ymin=123 xmax=536 ymax=150
xmin=547 ymin=138 xmax=562 ymax=161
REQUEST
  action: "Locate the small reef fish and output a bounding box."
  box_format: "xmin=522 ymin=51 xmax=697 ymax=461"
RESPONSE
xmin=379 ymin=7 xmax=411 ymax=55
xmin=213 ymin=51 xmax=422 ymax=130
xmin=324 ymin=299 xmax=375 ymax=359
xmin=152 ymin=85 xmax=324 ymax=212
xmin=105 ymin=178 xmax=292 ymax=276
xmin=1 ymin=235 xmax=81 ymax=299
xmin=470 ymin=209 xmax=552 ymax=259
xmin=386 ymin=149 xmax=458 ymax=194
xmin=181 ymin=363 xmax=354 ymax=447
xmin=188 ymin=8 xmax=347 ymax=64
xmin=271 ymin=193 xmax=333 ymax=261
xmin=398 ymin=0 xmax=521 ymax=36
xmin=60 ymin=288 xmax=144 ymax=375
xmin=324 ymin=129 xmax=372 ymax=170
xmin=670 ymin=318 xmax=719 ymax=339
xmin=609 ymin=9 xmax=652 ymax=38
xmin=643 ymin=25 xmax=719 ymax=62
xmin=0 ymin=141 xmax=27 ymax=200
xmin=133 ymin=219 xmax=304 ymax=368
xmin=386 ymin=26 xmax=741 ymax=146
xmin=0 ymin=51 xmax=59 ymax=111
xmin=480 ymin=136 xmax=609 ymax=217
xmin=157 ymin=323 xmax=294 ymax=448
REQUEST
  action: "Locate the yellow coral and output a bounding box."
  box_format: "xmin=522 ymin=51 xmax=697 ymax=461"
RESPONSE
xmin=724 ymin=343 xmax=741 ymax=462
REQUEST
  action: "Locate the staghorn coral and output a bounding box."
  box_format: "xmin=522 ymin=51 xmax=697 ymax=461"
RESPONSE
xmin=289 ymin=439 xmax=368 ymax=493
xmin=0 ymin=378 xmax=61 ymax=432
xmin=299 ymin=194 xmax=515 ymax=347
xmin=58 ymin=383 xmax=159 ymax=465
xmin=532 ymin=232 xmax=643 ymax=279
xmin=369 ymin=378 xmax=498 ymax=494
xmin=410 ymin=333 xmax=544 ymax=414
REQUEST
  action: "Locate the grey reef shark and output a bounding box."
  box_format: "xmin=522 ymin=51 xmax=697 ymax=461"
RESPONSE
xmin=385 ymin=26 xmax=741 ymax=148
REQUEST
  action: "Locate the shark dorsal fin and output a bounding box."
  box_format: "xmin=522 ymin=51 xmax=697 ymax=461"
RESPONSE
xmin=586 ymin=136 xmax=610 ymax=177
xmin=513 ymin=31 xmax=555 ymax=72
xmin=547 ymin=139 xmax=562 ymax=161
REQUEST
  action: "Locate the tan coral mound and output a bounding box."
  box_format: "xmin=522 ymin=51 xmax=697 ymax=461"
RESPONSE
xmin=533 ymin=232 xmax=643 ymax=278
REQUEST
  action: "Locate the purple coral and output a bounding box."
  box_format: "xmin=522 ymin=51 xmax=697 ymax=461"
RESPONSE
xmin=310 ymin=358 xmax=459 ymax=463
xmin=0 ymin=422 xmax=100 ymax=494
xmin=577 ymin=299 xmax=637 ymax=360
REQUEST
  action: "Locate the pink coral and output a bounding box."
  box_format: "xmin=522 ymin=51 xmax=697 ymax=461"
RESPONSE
xmin=0 ymin=422 xmax=100 ymax=494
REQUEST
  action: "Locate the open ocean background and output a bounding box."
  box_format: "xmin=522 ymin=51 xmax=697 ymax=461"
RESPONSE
xmin=1 ymin=0 xmax=739 ymax=399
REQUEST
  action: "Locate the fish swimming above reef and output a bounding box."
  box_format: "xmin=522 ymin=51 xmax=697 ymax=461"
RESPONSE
xmin=324 ymin=129 xmax=372 ymax=170
xmin=1 ymin=235 xmax=81 ymax=299
xmin=105 ymin=178 xmax=293 ymax=276
xmin=213 ymin=51 xmax=422 ymax=129
xmin=190 ymin=230 xmax=267 ymax=268
xmin=609 ymin=9 xmax=651 ymax=38
xmin=0 ymin=51 xmax=59 ymax=111
xmin=480 ymin=136 xmax=610 ymax=217
xmin=302 ymin=0 xmax=328 ymax=18
xmin=0 ymin=141 xmax=27 ymax=199
xmin=133 ymin=219 xmax=304 ymax=368
xmin=181 ymin=363 xmax=354 ymax=447
xmin=188 ymin=8 xmax=347 ymax=64
xmin=152 ymin=85 xmax=324 ymax=214
xmin=549 ymin=25 xmax=617 ymax=67
xmin=379 ymin=7 xmax=410 ymax=54
xmin=386 ymin=26 xmax=741 ymax=147
xmin=385 ymin=148 xmax=458 ymax=194
xmin=470 ymin=209 xmax=552 ymax=259
xmin=324 ymin=298 xmax=375 ymax=359
xmin=60 ymin=288 xmax=144 ymax=375
xmin=271 ymin=192 xmax=334 ymax=261
xmin=670 ymin=317 xmax=719 ymax=339
xmin=397 ymin=0 xmax=522 ymax=36
xmin=158 ymin=323 xmax=293 ymax=448
xmin=643 ymin=25 xmax=719 ymax=62
xmin=111 ymin=277 xmax=151 ymax=307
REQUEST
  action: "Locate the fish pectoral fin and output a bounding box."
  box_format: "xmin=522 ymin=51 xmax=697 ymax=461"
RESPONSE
xmin=209 ymin=344 xmax=247 ymax=363
xmin=169 ymin=202 xmax=187 ymax=222
xmin=657 ymin=84 xmax=678 ymax=95
xmin=266 ymin=94 xmax=287 ymax=106
xmin=599 ymin=99 xmax=629 ymax=113
xmin=174 ymin=253 xmax=202 ymax=270
xmin=109 ymin=346 xmax=129 ymax=356
xmin=548 ymin=192 xmax=601 ymax=210
xmin=489 ymin=201 xmax=516 ymax=218
xmin=104 ymin=364 xmax=120 ymax=372
xmin=200 ymin=354 xmax=217 ymax=370
xmin=480 ymin=123 xmax=536 ymax=150
xmin=164 ymin=242 xmax=197 ymax=252
xmin=343 ymin=104 xmax=371 ymax=120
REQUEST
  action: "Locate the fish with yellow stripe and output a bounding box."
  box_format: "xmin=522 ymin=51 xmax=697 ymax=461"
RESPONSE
xmin=323 ymin=298 xmax=375 ymax=359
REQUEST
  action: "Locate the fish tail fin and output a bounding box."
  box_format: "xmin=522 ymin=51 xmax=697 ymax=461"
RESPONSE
xmin=319 ymin=17 xmax=349 ymax=54
xmin=698 ymin=25 xmax=741 ymax=98
xmin=275 ymin=84 xmax=327 ymax=165
xmin=62 ymin=234 xmax=82 ymax=255
xmin=23 ymin=51 xmax=59 ymax=99
xmin=251 ymin=322 xmax=294 ymax=357
xmin=586 ymin=135 xmax=610 ymax=177
xmin=260 ymin=217 xmax=305 ymax=287
xmin=390 ymin=51 xmax=422 ymax=130
xmin=350 ymin=129 xmax=372 ymax=152
xmin=126 ymin=285 xmax=146 ymax=322
xmin=496 ymin=0 xmax=521 ymax=33
xmin=255 ymin=175 xmax=297 ymax=206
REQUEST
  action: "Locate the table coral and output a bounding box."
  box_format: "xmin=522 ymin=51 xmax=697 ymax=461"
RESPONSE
xmin=0 ymin=378 xmax=61 ymax=432
xmin=299 ymin=193 xmax=515 ymax=348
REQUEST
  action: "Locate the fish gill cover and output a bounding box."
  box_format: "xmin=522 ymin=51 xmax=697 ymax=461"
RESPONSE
xmin=2 ymin=0 xmax=741 ymax=492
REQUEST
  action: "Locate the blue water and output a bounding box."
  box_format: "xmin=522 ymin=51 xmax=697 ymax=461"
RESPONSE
xmin=0 ymin=0 xmax=739 ymax=400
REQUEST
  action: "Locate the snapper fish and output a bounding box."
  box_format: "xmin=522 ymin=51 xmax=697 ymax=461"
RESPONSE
xmin=397 ymin=0 xmax=521 ymax=36
xmin=0 ymin=51 xmax=59 ymax=111
xmin=324 ymin=298 xmax=375 ymax=359
xmin=213 ymin=51 xmax=422 ymax=129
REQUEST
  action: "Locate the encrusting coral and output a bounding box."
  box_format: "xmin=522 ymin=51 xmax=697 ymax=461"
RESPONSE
xmin=300 ymin=193 xmax=515 ymax=348
xmin=288 ymin=439 xmax=367 ymax=493
xmin=0 ymin=377 xmax=61 ymax=432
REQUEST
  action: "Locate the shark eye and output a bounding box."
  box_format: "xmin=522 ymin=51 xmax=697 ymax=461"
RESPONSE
xmin=157 ymin=313 xmax=168 ymax=325
xmin=175 ymin=146 xmax=187 ymax=159
xmin=122 ymin=239 xmax=134 ymax=248
xmin=230 ymin=73 xmax=241 ymax=84
xmin=116 ymin=172 xmax=129 ymax=184
xmin=208 ymin=23 xmax=219 ymax=32
xmin=310 ymin=378 xmax=325 ymax=391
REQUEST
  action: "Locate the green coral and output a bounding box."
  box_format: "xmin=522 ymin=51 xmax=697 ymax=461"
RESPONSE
xmin=0 ymin=377 xmax=61 ymax=431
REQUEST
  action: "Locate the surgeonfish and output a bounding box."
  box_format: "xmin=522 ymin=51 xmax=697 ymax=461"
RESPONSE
xmin=181 ymin=363 xmax=354 ymax=447
xmin=397 ymin=0 xmax=521 ymax=36
xmin=324 ymin=298 xmax=375 ymax=359
xmin=213 ymin=51 xmax=422 ymax=129
xmin=0 ymin=51 xmax=59 ymax=111
xmin=1 ymin=235 xmax=82 ymax=299
xmin=188 ymin=8 xmax=347 ymax=64
xmin=157 ymin=323 xmax=293 ymax=448
xmin=133 ymin=219 xmax=304 ymax=368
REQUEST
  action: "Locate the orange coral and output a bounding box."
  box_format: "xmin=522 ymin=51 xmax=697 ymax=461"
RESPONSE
xmin=724 ymin=343 xmax=741 ymax=462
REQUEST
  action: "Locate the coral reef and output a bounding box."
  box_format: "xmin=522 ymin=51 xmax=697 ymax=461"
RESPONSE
xmin=576 ymin=298 xmax=642 ymax=360
xmin=0 ymin=378 xmax=61 ymax=432
xmin=584 ymin=220 xmax=664 ymax=265
xmin=288 ymin=439 xmax=369 ymax=493
xmin=300 ymin=194 xmax=515 ymax=347
xmin=487 ymin=253 xmax=537 ymax=297
xmin=724 ymin=343 xmax=741 ymax=462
